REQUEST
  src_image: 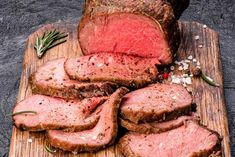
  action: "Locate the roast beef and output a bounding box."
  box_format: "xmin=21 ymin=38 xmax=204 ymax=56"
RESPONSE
xmin=79 ymin=0 xmax=180 ymax=64
xmin=84 ymin=0 xmax=189 ymax=19
xmin=120 ymin=115 xmax=199 ymax=134
xmin=29 ymin=58 xmax=117 ymax=99
xmin=64 ymin=53 xmax=158 ymax=88
xmin=13 ymin=95 xmax=107 ymax=131
xmin=47 ymin=87 xmax=129 ymax=152
xmin=120 ymin=84 xmax=192 ymax=123
xmin=118 ymin=121 xmax=221 ymax=157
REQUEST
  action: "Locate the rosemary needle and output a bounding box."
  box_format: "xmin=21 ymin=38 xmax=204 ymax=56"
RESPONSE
xmin=34 ymin=29 xmax=68 ymax=58
xmin=201 ymin=72 xmax=220 ymax=87
xmin=44 ymin=144 xmax=57 ymax=153
xmin=8 ymin=111 xmax=37 ymax=117
xmin=191 ymin=67 xmax=219 ymax=87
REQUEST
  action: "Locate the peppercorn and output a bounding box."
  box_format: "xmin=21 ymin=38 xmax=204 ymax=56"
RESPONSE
xmin=191 ymin=67 xmax=201 ymax=76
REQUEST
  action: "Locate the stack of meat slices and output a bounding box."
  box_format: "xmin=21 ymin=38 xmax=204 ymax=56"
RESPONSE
xmin=13 ymin=57 xmax=130 ymax=151
xmin=12 ymin=0 xmax=222 ymax=156
xmin=29 ymin=58 xmax=118 ymax=99
xmin=118 ymin=121 xmax=221 ymax=157
xmin=118 ymin=84 xmax=221 ymax=156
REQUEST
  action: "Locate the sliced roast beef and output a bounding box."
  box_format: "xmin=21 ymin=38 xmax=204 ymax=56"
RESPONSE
xmin=120 ymin=115 xmax=199 ymax=134
xmin=13 ymin=95 xmax=107 ymax=132
xmin=64 ymin=53 xmax=158 ymax=88
xmin=120 ymin=84 xmax=192 ymax=123
xmin=79 ymin=0 xmax=180 ymax=64
xmin=29 ymin=58 xmax=117 ymax=99
xmin=118 ymin=121 xmax=221 ymax=157
xmin=47 ymin=87 xmax=129 ymax=152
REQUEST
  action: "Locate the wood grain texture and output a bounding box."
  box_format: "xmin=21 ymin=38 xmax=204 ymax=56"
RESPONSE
xmin=9 ymin=21 xmax=230 ymax=157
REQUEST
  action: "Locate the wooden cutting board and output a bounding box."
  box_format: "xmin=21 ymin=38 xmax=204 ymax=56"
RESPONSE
xmin=9 ymin=21 xmax=231 ymax=157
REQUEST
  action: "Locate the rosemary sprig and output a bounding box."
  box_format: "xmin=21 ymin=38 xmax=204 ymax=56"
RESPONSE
xmin=34 ymin=29 xmax=68 ymax=58
xmin=201 ymin=72 xmax=220 ymax=87
xmin=191 ymin=67 xmax=219 ymax=87
xmin=44 ymin=144 xmax=57 ymax=153
xmin=8 ymin=111 xmax=37 ymax=117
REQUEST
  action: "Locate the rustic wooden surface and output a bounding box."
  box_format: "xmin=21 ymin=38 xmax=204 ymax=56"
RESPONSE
xmin=8 ymin=21 xmax=230 ymax=157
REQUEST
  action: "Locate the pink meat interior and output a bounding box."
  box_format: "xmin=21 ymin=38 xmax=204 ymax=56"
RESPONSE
xmin=125 ymin=122 xmax=219 ymax=157
xmin=80 ymin=13 xmax=171 ymax=64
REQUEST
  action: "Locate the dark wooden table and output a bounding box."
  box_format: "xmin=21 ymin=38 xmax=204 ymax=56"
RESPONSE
xmin=0 ymin=0 xmax=234 ymax=156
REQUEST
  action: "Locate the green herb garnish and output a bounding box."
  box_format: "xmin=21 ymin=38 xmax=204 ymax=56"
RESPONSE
xmin=201 ymin=72 xmax=219 ymax=87
xmin=34 ymin=29 xmax=68 ymax=58
xmin=8 ymin=111 xmax=37 ymax=117
xmin=45 ymin=144 xmax=57 ymax=153
xmin=191 ymin=67 xmax=219 ymax=87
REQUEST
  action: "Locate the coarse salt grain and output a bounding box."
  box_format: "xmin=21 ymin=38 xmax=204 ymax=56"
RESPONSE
xmin=203 ymin=25 xmax=207 ymax=28
xmin=197 ymin=61 xmax=200 ymax=66
xmin=194 ymin=35 xmax=200 ymax=40
xmin=92 ymin=136 xmax=97 ymax=140
xmin=196 ymin=66 xmax=201 ymax=69
xmin=184 ymin=59 xmax=191 ymax=63
xmin=188 ymin=55 xmax=193 ymax=60
xmin=174 ymin=61 xmax=180 ymax=65
xmin=182 ymin=63 xmax=189 ymax=70
xmin=199 ymin=45 xmax=203 ymax=48
xmin=178 ymin=66 xmax=183 ymax=71
xmin=190 ymin=74 xmax=194 ymax=77
xmin=193 ymin=58 xmax=197 ymax=62
xmin=171 ymin=76 xmax=181 ymax=84
xmin=183 ymin=74 xmax=188 ymax=77
xmin=98 ymin=63 xmax=103 ymax=67
xmin=27 ymin=139 xmax=33 ymax=143
xmin=172 ymin=96 xmax=177 ymax=100
xmin=185 ymin=77 xmax=192 ymax=84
